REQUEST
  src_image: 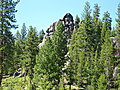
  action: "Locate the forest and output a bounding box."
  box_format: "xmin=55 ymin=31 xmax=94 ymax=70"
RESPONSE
xmin=0 ymin=0 xmax=120 ymax=90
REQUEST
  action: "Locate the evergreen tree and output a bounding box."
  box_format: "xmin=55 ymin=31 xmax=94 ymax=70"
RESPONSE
xmin=103 ymin=11 xmax=112 ymax=31
xmin=34 ymin=37 xmax=54 ymax=89
xmin=14 ymin=24 xmax=27 ymax=73
xmin=21 ymin=23 xmax=27 ymax=40
xmin=14 ymin=30 xmax=22 ymax=69
xmin=20 ymin=23 xmax=27 ymax=58
xmin=34 ymin=22 xmax=67 ymax=89
xmin=92 ymin=3 xmax=102 ymax=52
xmin=38 ymin=29 xmax=45 ymax=43
xmin=0 ymin=0 xmax=19 ymax=86
xmin=79 ymin=2 xmax=94 ymax=86
xmin=69 ymin=23 xmax=87 ymax=88
xmin=99 ymin=28 xmax=115 ymax=89
xmin=115 ymin=3 xmax=120 ymax=89
xmin=75 ymin=15 xmax=80 ymax=29
xmin=51 ymin=22 xmax=68 ymax=87
xmin=75 ymin=15 xmax=80 ymax=24
xmin=116 ymin=3 xmax=120 ymax=57
xmin=66 ymin=28 xmax=79 ymax=89
xmin=39 ymin=29 xmax=45 ymax=36
xmin=90 ymin=4 xmax=102 ymax=89
xmin=15 ymin=30 xmax=21 ymax=41
xmin=93 ymin=4 xmax=100 ymax=20
xmin=2 ymin=31 xmax=15 ymax=75
xmin=23 ymin=26 xmax=38 ymax=84
xmin=68 ymin=2 xmax=94 ymax=89
xmin=69 ymin=21 xmax=94 ymax=88
xmin=101 ymin=21 xmax=107 ymax=43
xmin=116 ymin=3 xmax=120 ymax=25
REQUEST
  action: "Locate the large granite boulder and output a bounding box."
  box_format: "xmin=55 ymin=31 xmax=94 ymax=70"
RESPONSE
xmin=38 ymin=13 xmax=74 ymax=49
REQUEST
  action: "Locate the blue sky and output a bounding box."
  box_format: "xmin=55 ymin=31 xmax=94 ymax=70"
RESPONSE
xmin=11 ymin=0 xmax=120 ymax=35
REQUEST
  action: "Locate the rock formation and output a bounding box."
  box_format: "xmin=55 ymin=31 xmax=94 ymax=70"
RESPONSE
xmin=111 ymin=37 xmax=120 ymax=57
xmin=38 ymin=13 xmax=74 ymax=48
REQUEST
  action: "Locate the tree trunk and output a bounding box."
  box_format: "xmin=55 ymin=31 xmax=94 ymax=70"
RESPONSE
xmin=24 ymin=71 xmax=27 ymax=82
xmin=69 ymin=85 xmax=71 ymax=90
xmin=0 ymin=53 xmax=3 ymax=86
xmin=0 ymin=64 xmax=3 ymax=86
xmin=0 ymin=31 xmax=4 ymax=86
xmin=29 ymin=69 xmax=34 ymax=84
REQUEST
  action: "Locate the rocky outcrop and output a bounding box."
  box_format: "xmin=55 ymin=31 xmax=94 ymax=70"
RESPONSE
xmin=111 ymin=37 xmax=120 ymax=57
xmin=38 ymin=13 xmax=74 ymax=48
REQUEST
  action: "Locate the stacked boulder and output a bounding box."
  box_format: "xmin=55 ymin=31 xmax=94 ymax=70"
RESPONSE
xmin=38 ymin=13 xmax=74 ymax=48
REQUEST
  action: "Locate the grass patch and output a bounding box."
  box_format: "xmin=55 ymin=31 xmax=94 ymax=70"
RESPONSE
xmin=2 ymin=76 xmax=30 ymax=90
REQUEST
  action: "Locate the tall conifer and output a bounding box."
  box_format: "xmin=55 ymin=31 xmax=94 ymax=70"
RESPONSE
xmin=14 ymin=30 xmax=22 ymax=69
xmin=0 ymin=0 xmax=19 ymax=85
xmin=115 ymin=3 xmax=120 ymax=89
xmin=99 ymin=28 xmax=114 ymax=89
xmin=23 ymin=26 xmax=38 ymax=84
xmin=34 ymin=22 xmax=67 ymax=89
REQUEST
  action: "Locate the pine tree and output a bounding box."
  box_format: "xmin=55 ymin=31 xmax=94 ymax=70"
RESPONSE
xmin=82 ymin=2 xmax=93 ymax=40
xmin=92 ymin=3 xmax=102 ymax=52
xmin=20 ymin=23 xmax=27 ymax=58
xmin=15 ymin=30 xmax=21 ymax=41
xmin=14 ymin=30 xmax=22 ymax=69
xmin=103 ymin=11 xmax=112 ymax=31
xmin=51 ymin=22 xmax=68 ymax=87
xmin=69 ymin=22 xmax=93 ymax=88
xmin=39 ymin=29 xmax=45 ymax=36
xmin=34 ymin=37 xmax=54 ymax=89
xmin=69 ymin=23 xmax=87 ymax=88
xmin=66 ymin=28 xmax=79 ymax=89
xmin=14 ymin=24 xmax=27 ymax=74
xmin=116 ymin=3 xmax=120 ymax=58
xmin=75 ymin=15 xmax=80 ymax=29
xmin=101 ymin=21 xmax=108 ymax=43
xmin=23 ymin=26 xmax=38 ymax=84
xmin=38 ymin=29 xmax=45 ymax=43
xmin=90 ymin=4 xmax=103 ymax=89
xmin=21 ymin=23 xmax=27 ymax=40
xmin=2 ymin=31 xmax=15 ymax=75
xmin=34 ymin=22 xmax=67 ymax=89
xmin=115 ymin=3 xmax=120 ymax=89
xmin=93 ymin=4 xmax=100 ymax=20
xmin=68 ymin=2 xmax=94 ymax=88
xmin=0 ymin=0 xmax=19 ymax=86
xmin=79 ymin=2 xmax=94 ymax=86
xmin=99 ymin=28 xmax=115 ymax=89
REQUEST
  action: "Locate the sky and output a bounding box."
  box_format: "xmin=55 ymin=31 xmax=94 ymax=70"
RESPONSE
xmin=11 ymin=0 xmax=120 ymax=35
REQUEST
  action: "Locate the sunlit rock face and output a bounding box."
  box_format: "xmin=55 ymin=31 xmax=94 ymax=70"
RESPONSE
xmin=38 ymin=13 xmax=74 ymax=49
